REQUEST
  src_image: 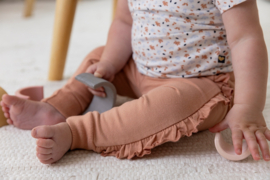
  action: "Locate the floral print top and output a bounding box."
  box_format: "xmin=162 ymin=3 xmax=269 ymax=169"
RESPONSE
xmin=127 ymin=0 xmax=246 ymax=78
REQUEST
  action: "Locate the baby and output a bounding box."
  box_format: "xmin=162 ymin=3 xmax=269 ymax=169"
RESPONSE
xmin=1 ymin=0 xmax=270 ymax=163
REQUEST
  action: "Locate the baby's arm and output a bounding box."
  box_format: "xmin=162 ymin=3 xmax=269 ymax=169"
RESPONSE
xmin=98 ymin=0 xmax=133 ymax=74
xmin=85 ymin=0 xmax=132 ymax=97
xmin=209 ymin=0 xmax=270 ymax=161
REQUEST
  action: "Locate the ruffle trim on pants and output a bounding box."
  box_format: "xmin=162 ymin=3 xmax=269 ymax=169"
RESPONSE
xmin=95 ymin=73 xmax=234 ymax=159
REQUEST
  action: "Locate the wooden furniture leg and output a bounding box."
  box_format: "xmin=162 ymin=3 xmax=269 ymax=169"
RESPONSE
xmin=112 ymin=0 xmax=118 ymax=20
xmin=24 ymin=0 xmax=35 ymax=17
xmin=48 ymin=0 xmax=77 ymax=80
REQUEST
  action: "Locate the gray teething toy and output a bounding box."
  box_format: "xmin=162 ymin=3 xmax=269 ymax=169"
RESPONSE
xmin=75 ymin=73 xmax=117 ymax=114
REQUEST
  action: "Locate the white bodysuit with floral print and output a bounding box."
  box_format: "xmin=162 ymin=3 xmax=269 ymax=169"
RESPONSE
xmin=127 ymin=0 xmax=246 ymax=78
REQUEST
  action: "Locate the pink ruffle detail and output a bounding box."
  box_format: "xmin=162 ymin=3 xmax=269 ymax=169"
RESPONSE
xmin=96 ymin=73 xmax=234 ymax=160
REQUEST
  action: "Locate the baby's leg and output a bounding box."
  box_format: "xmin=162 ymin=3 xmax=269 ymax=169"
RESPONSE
xmin=32 ymin=76 xmax=231 ymax=164
xmin=0 ymin=46 xmax=107 ymax=130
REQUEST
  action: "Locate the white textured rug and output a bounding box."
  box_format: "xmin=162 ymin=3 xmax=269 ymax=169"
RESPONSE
xmin=0 ymin=0 xmax=270 ymax=179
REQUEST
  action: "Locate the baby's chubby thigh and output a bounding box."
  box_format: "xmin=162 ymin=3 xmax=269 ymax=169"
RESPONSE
xmin=140 ymin=76 xmax=225 ymax=130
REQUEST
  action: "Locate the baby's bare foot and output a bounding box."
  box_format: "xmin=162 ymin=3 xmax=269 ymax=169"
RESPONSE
xmin=0 ymin=94 xmax=65 ymax=130
xmin=31 ymin=122 xmax=72 ymax=164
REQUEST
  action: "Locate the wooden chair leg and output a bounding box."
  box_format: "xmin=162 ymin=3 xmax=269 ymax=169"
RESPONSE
xmin=24 ymin=0 xmax=35 ymax=17
xmin=48 ymin=0 xmax=78 ymax=81
xmin=112 ymin=0 xmax=118 ymax=20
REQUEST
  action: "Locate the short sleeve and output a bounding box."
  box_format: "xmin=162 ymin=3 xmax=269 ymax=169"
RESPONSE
xmin=214 ymin=0 xmax=247 ymax=14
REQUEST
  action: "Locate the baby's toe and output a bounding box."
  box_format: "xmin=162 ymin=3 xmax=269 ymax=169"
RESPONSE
xmin=7 ymin=119 xmax=13 ymax=125
xmin=2 ymin=105 xmax=9 ymax=113
xmin=37 ymin=139 xmax=54 ymax=148
xmin=37 ymin=153 xmax=53 ymax=161
xmin=39 ymin=158 xmax=54 ymax=164
xmin=32 ymin=125 xmax=55 ymax=139
xmin=4 ymin=112 xmax=10 ymax=119
xmin=36 ymin=146 xmax=53 ymax=154
xmin=0 ymin=100 xmax=10 ymax=108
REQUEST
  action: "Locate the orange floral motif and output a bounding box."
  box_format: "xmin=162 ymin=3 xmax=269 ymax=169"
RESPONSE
xmin=202 ymin=55 xmax=208 ymax=59
xmin=161 ymin=74 xmax=167 ymax=78
xmin=197 ymin=49 xmax=201 ymax=53
xmin=165 ymin=18 xmax=170 ymax=22
xmin=162 ymin=57 xmax=168 ymax=61
xmin=201 ymin=4 xmax=207 ymax=9
xmin=162 ymin=1 xmax=168 ymax=6
xmin=174 ymin=41 xmax=180 ymax=46
xmin=218 ymin=36 xmax=224 ymax=40
xmin=142 ymin=52 xmax=146 ymax=56
xmin=185 ymin=71 xmax=191 ymax=75
xmin=183 ymin=3 xmax=188 ymax=6
xmin=145 ymin=27 xmax=148 ymax=32
xmin=169 ymin=51 xmax=174 ymax=55
xmin=150 ymin=45 xmax=155 ymax=50
xmin=155 ymin=21 xmax=161 ymax=27
xmin=184 ymin=54 xmax=189 ymax=57
xmin=196 ymin=64 xmax=201 ymax=68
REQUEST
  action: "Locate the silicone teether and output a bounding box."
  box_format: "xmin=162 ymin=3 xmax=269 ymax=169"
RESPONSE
xmin=15 ymin=86 xmax=44 ymax=101
xmin=214 ymin=132 xmax=251 ymax=161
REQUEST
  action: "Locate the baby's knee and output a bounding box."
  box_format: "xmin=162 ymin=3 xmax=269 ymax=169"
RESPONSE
xmin=197 ymin=101 xmax=228 ymax=131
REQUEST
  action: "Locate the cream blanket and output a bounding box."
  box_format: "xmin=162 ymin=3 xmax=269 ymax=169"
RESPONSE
xmin=0 ymin=0 xmax=270 ymax=179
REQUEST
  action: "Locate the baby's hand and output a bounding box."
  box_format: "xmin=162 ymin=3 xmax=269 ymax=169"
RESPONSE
xmin=209 ymin=104 xmax=270 ymax=161
xmin=85 ymin=61 xmax=116 ymax=97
